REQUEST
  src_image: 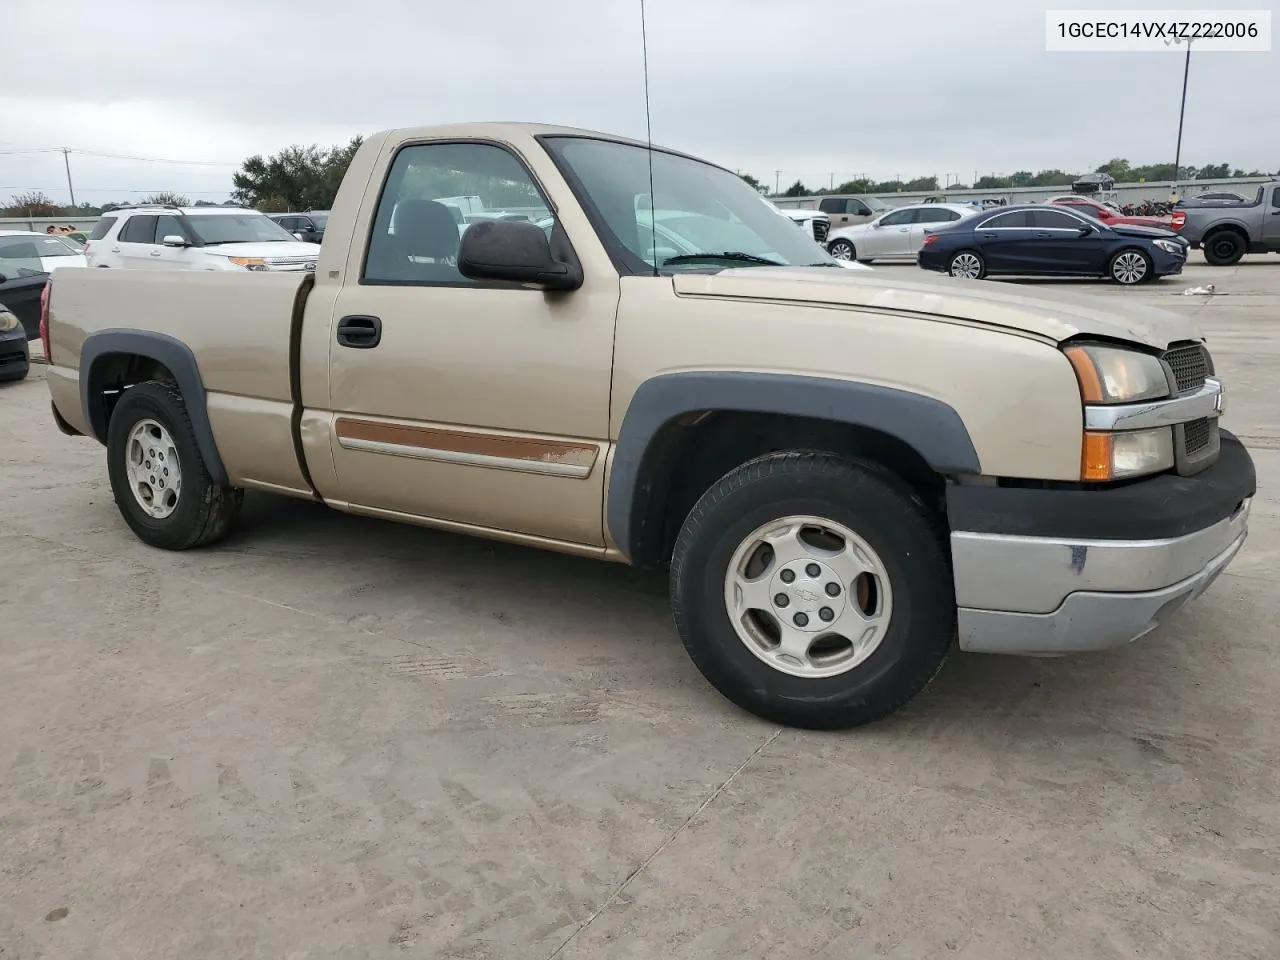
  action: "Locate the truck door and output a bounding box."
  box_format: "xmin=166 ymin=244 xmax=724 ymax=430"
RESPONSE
xmin=1266 ymin=186 xmax=1280 ymax=246
xmin=321 ymin=139 xmax=618 ymax=547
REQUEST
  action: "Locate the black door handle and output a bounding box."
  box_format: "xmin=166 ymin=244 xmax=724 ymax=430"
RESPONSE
xmin=336 ymin=315 xmax=381 ymax=348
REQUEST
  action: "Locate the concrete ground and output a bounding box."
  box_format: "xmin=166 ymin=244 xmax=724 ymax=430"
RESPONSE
xmin=2 ymin=254 xmax=1278 ymax=960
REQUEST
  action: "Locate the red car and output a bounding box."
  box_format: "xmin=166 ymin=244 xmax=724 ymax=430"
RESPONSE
xmin=1046 ymin=196 xmax=1172 ymax=229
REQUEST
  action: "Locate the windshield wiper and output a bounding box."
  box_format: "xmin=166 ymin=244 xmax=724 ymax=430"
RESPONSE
xmin=661 ymin=251 xmax=782 ymax=267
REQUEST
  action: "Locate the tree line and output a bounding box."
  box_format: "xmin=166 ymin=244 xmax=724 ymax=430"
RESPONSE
xmin=0 ymin=138 xmax=364 ymax=218
xmin=5 ymin=144 xmax=1277 ymax=219
xmin=746 ymin=158 xmax=1278 ymax=198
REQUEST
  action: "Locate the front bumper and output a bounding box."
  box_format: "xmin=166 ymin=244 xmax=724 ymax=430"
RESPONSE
xmin=1151 ymin=246 xmax=1187 ymax=277
xmin=947 ymin=431 xmax=1255 ymax=655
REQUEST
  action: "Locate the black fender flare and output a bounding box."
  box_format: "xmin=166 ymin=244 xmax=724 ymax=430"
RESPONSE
xmin=80 ymin=329 xmax=228 ymax=485
xmin=606 ymin=371 xmax=981 ymax=562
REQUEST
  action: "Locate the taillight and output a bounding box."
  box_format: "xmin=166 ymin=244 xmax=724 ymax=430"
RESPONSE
xmin=922 ymin=235 xmax=939 ymax=247
xmin=1171 ymin=211 xmax=1186 ymax=230
xmin=39 ymin=280 xmax=52 ymax=363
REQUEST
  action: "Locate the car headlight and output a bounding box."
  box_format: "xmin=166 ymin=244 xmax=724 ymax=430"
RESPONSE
xmin=1153 ymin=238 xmax=1185 ymax=255
xmin=1064 ymin=344 xmax=1170 ymax=404
xmin=1082 ymin=428 xmax=1175 ymax=481
xmin=227 ymin=257 xmax=269 ymax=271
xmin=1066 ymin=344 xmax=1175 ymax=481
xmin=0 ymin=308 xmax=18 ymax=333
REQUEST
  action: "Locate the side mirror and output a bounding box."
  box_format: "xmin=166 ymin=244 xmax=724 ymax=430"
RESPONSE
xmin=0 ymin=273 xmax=8 ymax=284
xmin=161 ymin=234 xmax=188 ymax=247
xmin=457 ymin=219 xmax=582 ymax=291
xmin=1078 ymin=226 xmax=1094 ymax=237
xmin=293 ymin=233 xmax=304 ymax=241
xmin=871 ymin=220 xmax=882 ymax=228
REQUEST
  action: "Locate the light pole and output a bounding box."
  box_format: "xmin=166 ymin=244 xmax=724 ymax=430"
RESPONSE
xmin=1172 ymin=39 xmax=1192 ymax=201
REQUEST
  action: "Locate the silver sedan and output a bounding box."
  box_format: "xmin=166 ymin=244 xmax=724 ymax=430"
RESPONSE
xmin=826 ymin=203 xmax=977 ymax=264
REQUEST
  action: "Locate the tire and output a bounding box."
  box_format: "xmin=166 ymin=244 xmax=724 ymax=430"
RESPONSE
xmin=857 ymin=259 xmax=874 ymax=265
xmin=948 ymin=250 xmax=985 ymax=279
xmin=106 ymin=380 xmax=243 ymax=550
xmin=669 ymin=451 xmax=954 ymax=730
xmin=1109 ymin=248 xmax=1152 ymax=285
xmin=1202 ymin=230 xmax=1245 ymax=267
xmin=828 ymin=238 xmax=855 ymax=261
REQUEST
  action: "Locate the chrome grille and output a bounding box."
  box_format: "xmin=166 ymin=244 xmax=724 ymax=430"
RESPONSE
xmin=1183 ymin=417 xmax=1212 ymax=455
xmin=812 ymin=220 xmax=829 ymax=243
xmin=1163 ymin=342 xmax=1209 ymax=393
xmin=266 ymin=256 xmax=318 ymax=269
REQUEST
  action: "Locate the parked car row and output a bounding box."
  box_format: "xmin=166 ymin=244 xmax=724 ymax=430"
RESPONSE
xmin=817 ymin=189 xmax=1234 ymax=284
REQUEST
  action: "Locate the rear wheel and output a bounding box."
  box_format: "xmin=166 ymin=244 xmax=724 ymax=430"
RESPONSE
xmin=106 ymin=380 xmax=243 ymax=550
xmin=1202 ymin=230 xmax=1245 ymax=266
xmin=669 ymin=451 xmax=954 ymax=729
xmin=948 ymin=250 xmax=985 ymax=279
xmin=828 ymin=239 xmax=855 ymax=261
xmin=1109 ymin=248 xmax=1151 ymax=285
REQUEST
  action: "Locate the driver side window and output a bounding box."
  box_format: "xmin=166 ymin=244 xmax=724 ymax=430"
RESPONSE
xmin=363 ymin=142 xmax=552 ymax=286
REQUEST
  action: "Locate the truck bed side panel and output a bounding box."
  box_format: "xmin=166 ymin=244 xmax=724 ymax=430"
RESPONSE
xmin=49 ymin=269 xmax=312 ymax=493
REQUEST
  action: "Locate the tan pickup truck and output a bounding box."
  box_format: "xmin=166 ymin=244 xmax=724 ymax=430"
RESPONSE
xmin=42 ymin=123 xmax=1255 ymax=729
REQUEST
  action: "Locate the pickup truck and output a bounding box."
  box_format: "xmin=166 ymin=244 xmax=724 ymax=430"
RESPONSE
xmin=42 ymin=122 xmax=1256 ymax=730
xmin=1172 ymin=181 xmax=1280 ymax=265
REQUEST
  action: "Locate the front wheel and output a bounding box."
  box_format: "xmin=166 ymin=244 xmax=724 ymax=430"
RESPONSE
xmin=106 ymin=380 xmax=243 ymax=550
xmin=1109 ymin=248 xmax=1152 ymax=285
xmin=948 ymin=250 xmax=985 ymax=279
xmin=669 ymin=451 xmax=954 ymax=729
xmin=828 ymin=238 xmax=855 ymax=261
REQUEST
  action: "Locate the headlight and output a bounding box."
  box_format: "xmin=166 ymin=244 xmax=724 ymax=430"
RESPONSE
xmin=1082 ymin=428 xmax=1175 ymax=481
xmin=227 ymin=257 xmax=268 ymax=271
xmin=1153 ymin=238 xmax=1185 ymax=255
xmin=1064 ymin=344 xmax=1169 ymax=404
xmin=0 ymin=308 xmax=18 ymax=333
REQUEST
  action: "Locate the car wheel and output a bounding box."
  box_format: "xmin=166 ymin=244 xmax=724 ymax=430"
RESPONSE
xmin=828 ymin=239 xmax=855 ymax=261
xmin=1202 ymin=230 xmax=1245 ymax=266
xmin=669 ymin=451 xmax=954 ymax=729
xmin=106 ymin=380 xmax=243 ymax=550
xmin=1109 ymin=248 xmax=1151 ymax=285
xmin=948 ymin=250 xmax=985 ymax=279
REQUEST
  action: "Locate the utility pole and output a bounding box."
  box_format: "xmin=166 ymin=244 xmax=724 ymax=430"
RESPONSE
xmin=1172 ymin=39 xmax=1192 ymax=202
xmin=829 ymin=172 xmax=834 ymax=191
xmin=62 ymin=148 xmax=76 ymax=208
xmin=774 ymin=170 xmax=781 ymax=195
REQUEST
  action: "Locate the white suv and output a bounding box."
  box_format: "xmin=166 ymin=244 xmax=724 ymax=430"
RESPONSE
xmin=84 ymin=205 xmax=319 ymax=272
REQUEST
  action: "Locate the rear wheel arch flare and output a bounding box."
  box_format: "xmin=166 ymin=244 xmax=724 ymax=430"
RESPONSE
xmin=79 ymin=329 xmax=228 ymax=485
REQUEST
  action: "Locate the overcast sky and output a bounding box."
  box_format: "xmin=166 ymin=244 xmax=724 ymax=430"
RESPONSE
xmin=2 ymin=0 xmax=1276 ymax=204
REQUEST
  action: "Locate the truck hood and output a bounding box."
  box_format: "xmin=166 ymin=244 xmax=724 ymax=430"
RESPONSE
xmin=202 ymin=242 xmax=319 ymax=260
xmin=671 ymin=266 xmax=1200 ymax=350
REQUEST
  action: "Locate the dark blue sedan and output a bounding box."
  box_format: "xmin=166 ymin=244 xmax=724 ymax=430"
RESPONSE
xmin=917 ymin=204 xmax=1188 ymax=285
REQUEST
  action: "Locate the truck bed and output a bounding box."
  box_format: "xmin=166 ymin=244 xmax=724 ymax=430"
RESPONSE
xmin=47 ymin=268 xmax=314 ymax=493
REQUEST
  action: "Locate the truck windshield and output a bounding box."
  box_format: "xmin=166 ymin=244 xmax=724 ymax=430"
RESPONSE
xmin=543 ymin=136 xmax=836 ymax=273
xmin=185 ymin=214 xmax=297 ymax=245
